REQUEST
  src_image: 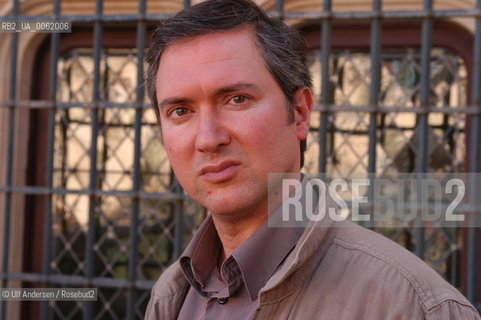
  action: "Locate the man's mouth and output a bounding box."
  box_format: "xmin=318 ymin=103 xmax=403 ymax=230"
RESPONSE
xmin=199 ymin=161 xmax=240 ymax=183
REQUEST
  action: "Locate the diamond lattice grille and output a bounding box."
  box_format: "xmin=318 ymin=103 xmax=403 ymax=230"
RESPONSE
xmin=304 ymin=48 xmax=467 ymax=284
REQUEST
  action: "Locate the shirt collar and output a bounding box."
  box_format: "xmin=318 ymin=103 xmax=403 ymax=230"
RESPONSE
xmin=232 ymin=218 xmax=304 ymax=301
xmin=180 ymin=216 xmax=221 ymax=294
xmin=179 ymin=175 xmax=312 ymax=300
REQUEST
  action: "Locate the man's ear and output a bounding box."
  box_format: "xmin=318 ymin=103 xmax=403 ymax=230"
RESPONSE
xmin=293 ymin=87 xmax=314 ymax=141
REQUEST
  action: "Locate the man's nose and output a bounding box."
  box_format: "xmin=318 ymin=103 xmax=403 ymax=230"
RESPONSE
xmin=194 ymin=110 xmax=231 ymax=152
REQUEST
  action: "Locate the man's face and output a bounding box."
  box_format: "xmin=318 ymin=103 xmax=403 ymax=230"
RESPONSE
xmin=155 ymin=27 xmax=311 ymax=219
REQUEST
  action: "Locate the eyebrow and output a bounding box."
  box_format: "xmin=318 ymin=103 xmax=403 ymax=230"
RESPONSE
xmin=157 ymin=83 xmax=261 ymax=110
xmin=213 ymin=83 xmax=261 ymax=96
xmin=158 ymin=97 xmax=193 ymax=111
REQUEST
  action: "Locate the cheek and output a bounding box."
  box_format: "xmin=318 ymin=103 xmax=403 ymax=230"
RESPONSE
xmin=244 ymin=117 xmax=289 ymax=156
xmin=164 ymin=140 xmax=191 ymax=184
xmin=162 ymin=125 xmax=185 ymax=153
xmin=161 ymin=133 xmax=173 ymax=154
xmin=256 ymin=106 xmax=291 ymax=136
xmin=162 ymin=133 xmax=185 ymax=166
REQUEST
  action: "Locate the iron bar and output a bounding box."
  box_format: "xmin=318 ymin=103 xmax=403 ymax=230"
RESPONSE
xmin=313 ymin=105 xmax=480 ymax=114
xmin=1 ymin=8 xmax=481 ymax=23
xmin=318 ymin=0 xmax=332 ymax=173
xmin=84 ymin=0 xmax=103 ymax=318
xmin=275 ymin=0 xmax=285 ymax=19
xmin=368 ymin=0 xmax=381 ymax=173
xmin=0 ymin=185 xmax=185 ymax=200
xmin=467 ymin=0 xmax=481 ymax=306
xmin=367 ymin=0 xmax=381 ymax=174
xmin=414 ymin=0 xmax=434 ymax=260
xmin=126 ymin=0 xmax=146 ymax=317
xmin=40 ymin=0 xmax=61 ymax=318
xmin=0 ymin=0 xmax=20 ymax=318
xmin=0 ymin=101 xmax=149 ymax=110
xmin=274 ymin=8 xmax=481 ymax=20
xmin=366 ymin=0 xmax=382 ymax=228
xmin=172 ymin=179 xmax=185 ymax=260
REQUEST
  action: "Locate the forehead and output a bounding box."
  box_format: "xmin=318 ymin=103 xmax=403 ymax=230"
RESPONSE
xmin=155 ymin=28 xmax=271 ymax=95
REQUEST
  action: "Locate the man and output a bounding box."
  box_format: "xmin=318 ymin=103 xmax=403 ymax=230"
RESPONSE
xmin=144 ymin=0 xmax=480 ymax=319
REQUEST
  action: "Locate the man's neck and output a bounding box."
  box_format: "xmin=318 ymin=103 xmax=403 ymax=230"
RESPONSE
xmin=211 ymin=172 xmax=302 ymax=259
xmin=212 ymin=209 xmax=268 ymax=259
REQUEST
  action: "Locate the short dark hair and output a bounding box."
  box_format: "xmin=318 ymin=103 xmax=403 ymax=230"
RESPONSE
xmin=145 ymin=0 xmax=312 ymax=167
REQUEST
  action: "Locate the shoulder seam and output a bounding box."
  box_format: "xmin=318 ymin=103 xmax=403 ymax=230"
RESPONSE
xmin=424 ymin=298 xmax=480 ymax=314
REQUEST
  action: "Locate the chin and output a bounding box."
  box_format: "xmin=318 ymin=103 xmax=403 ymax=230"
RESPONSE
xmin=204 ymin=200 xmax=242 ymax=216
xmin=207 ymin=196 xmax=267 ymax=223
xmin=189 ymin=180 xmax=268 ymax=216
xmin=200 ymin=192 xmax=250 ymax=215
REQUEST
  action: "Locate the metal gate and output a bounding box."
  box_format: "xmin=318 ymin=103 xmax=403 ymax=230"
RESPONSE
xmin=0 ymin=0 xmax=480 ymax=319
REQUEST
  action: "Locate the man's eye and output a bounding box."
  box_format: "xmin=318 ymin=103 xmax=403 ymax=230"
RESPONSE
xmin=169 ymin=107 xmax=190 ymax=118
xmin=229 ymin=95 xmax=249 ymax=104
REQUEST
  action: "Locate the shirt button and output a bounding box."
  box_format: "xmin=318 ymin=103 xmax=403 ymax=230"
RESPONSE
xmin=217 ymin=297 xmax=228 ymax=305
